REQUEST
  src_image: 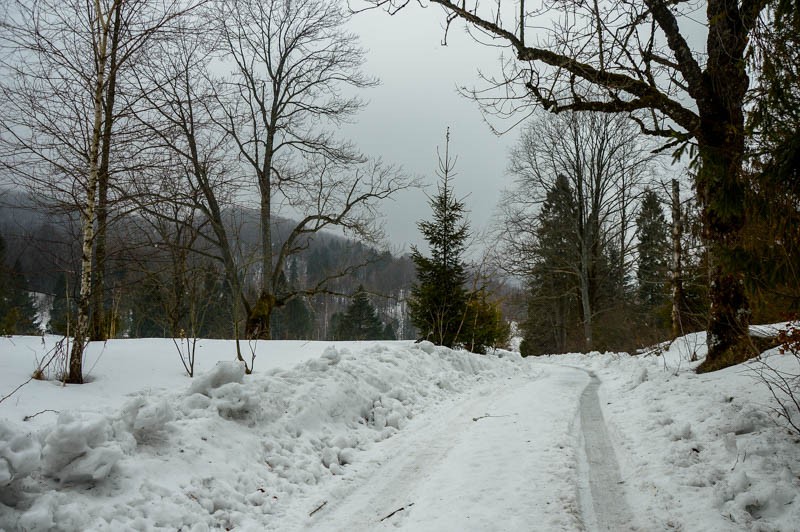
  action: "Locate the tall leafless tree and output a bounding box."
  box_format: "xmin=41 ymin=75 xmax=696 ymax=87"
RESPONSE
xmin=0 ymin=0 xmax=196 ymax=383
xmin=214 ymin=0 xmax=415 ymax=338
xmin=499 ymin=111 xmax=654 ymax=349
xmin=365 ymin=0 xmax=771 ymax=366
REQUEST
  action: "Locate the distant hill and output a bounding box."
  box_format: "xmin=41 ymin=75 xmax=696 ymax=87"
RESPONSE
xmin=0 ymin=191 xmax=417 ymax=340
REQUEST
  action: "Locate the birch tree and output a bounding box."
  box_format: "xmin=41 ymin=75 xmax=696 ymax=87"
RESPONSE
xmin=0 ymin=0 xmax=194 ymax=383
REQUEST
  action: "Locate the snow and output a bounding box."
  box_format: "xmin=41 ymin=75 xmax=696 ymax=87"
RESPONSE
xmin=1 ymin=328 xmax=799 ymax=531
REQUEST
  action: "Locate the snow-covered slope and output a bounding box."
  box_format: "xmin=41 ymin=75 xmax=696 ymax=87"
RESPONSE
xmin=1 ymin=331 xmax=799 ymax=531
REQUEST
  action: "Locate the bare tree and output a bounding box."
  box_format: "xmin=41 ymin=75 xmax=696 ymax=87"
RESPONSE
xmin=364 ymin=0 xmax=771 ymax=366
xmin=500 ymin=111 xmax=654 ymax=349
xmin=213 ymin=0 xmax=414 ymax=338
xmin=0 ymin=0 xmax=196 ymax=383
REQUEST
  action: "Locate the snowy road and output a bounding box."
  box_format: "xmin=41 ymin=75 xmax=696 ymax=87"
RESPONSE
xmin=305 ymin=365 xmax=632 ymax=531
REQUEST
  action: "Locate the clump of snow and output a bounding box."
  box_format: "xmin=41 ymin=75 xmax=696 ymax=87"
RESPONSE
xmin=40 ymin=412 xmax=123 ymax=484
xmin=0 ymin=421 xmax=40 ymax=486
xmin=668 ymin=421 xmax=692 ymax=441
xmin=0 ymin=339 xmax=527 ymax=530
xmin=187 ymin=360 xmax=246 ymax=396
xmin=117 ymin=395 xmax=174 ymax=443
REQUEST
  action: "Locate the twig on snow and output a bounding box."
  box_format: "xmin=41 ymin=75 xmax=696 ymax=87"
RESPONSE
xmin=309 ymin=500 xmax=327 ymax=517
xmin=472 ymin=413 xmax=514 ymax=422
xmin=380 ymin=503 xmax=414 ymax=522
xmin=23 ymin=409 xmax=60 ymax=422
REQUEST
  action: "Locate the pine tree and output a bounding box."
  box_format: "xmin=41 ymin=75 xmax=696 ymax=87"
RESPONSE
xmin=1 ymin=256 xmax=39 ymax=335
xmin=334 ymin=285 xmax=384 ymax=340
xmin=408 ymin=130 xmax=470 ymax=348
xmin=520 ymin=174 xmax=580 ymax=356
xmin=635 ymin=189 xmax=670 ymax=323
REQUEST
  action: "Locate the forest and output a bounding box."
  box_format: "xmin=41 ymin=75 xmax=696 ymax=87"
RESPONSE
xmin=0 ymin=0 xmax=798 ymax=384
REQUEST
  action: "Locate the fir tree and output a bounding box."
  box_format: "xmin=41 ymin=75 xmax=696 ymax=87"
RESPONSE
xmin=636 ymin=189 xmax=670 ymax=317
xmin=333 ymin=285 xmax=384 ymax=340
xmin=520 ymin=174 xmax=580 ymax=356
xmin=381 ymin=321 xmax=397 ymax=341
xmin=1 ymin=256 xmax=39 ymax=335
xmin=408 ymin=129 xmax=470 ymax=348
xmin=271 ymin=263 xmax=314 ymax=340
xmin=0 ymin=234 xmax=8 ymax=321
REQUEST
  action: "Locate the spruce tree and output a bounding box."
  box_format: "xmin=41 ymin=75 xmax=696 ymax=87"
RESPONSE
xmin=1 ymin=257 xmax=39 ymax=335
xmin=520 ymin=174 xmax=580 ymax=356
xmin=408 ymin=130 xmax=470 ymax=348
xmin=0 ymin=234 xmax=9 ymax=323
xmin=334 ymin=285 xmax=384 ymax=340
xmin=636 ymin=189 xmax=671 ymax=316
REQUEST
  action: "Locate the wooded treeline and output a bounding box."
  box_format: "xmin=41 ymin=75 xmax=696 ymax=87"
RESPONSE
xmin=363 ymin=0 xmax=800 ymax=370
xmin=0 ymin=192 xmax=416 ymax=341
xmin=498 ymin=108 xmax=798 ymax=357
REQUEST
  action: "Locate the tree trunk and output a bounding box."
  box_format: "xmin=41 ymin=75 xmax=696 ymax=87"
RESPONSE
xmin=697 ymin=138 xmax=751 ymax=370
xmin=247 ymin=129 xmax=276 ymax=339
xmin=579 ymin=239 xmax=593 ymax=350
xmin=246 ymin=291 xmax=275 ymax=339
xmin=695 ymin=0 xmax=752 ymax=371
xmin=670 ymin=179 xmax=684 ymax=339
xmin=69 ymin=1 xmax=111 ymax=383
xmin=90 ymin=3 xmax=121 ymax=342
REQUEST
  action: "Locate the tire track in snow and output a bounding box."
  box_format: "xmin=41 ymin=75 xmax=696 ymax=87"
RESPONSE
xmin=305 ymin=368 xmax=587 ymax=531
xmin=304 ymin=381 xmax=505 ymax=531
xmin=576 ymin=370 xmax=636 ymax=531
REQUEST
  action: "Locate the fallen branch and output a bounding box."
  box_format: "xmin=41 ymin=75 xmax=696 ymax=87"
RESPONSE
xmin=472 ymin=413 xmax=514 ymax=422
xmin=23 ymin=409 xmax=60 ymax=422
xmin=380 ymin=502 xmax=414 ymax=522
xmin=309 ymin=500 xmax=327 ymax=517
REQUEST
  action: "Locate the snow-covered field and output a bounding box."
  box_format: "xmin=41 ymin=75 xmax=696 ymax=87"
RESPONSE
xmin=1 ymin=330 xmax=799 ymax=531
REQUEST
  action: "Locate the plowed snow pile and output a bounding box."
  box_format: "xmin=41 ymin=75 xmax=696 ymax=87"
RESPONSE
xmin=2 ymin=328 xmax=799 ymax=531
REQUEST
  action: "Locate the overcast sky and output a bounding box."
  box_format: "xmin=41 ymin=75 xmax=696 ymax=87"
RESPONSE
xmin=341 ymin=6 xmax=519 ymax=255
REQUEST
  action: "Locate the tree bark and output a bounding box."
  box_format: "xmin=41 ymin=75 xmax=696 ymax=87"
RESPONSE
xmin=90 ymin=0 xmax=122 ymax=342
xmin=246 ymin=126 xmax=276 ymax=339
xmin=69 ymin=0 xmax=112 ymax=384
xmin=695 ymin=0 xmax=752 ymax=369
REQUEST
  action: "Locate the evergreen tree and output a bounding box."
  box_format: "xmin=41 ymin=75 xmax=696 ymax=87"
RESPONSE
xmin=333 ymin=286 xmax=384 ymax=340
xmin=463 ymin=289 xmax=510 ymax=354
xmin=635 ymin=189 xmax=670 ymax=323
xmin=1 ymin=256 xmax=40 ymax=335
xmin=520 ymin=174 xmax=580 ymax=356
xmin=271 ymin=263 xmax=315 ymax=340
xmin=381 ymin=321 xmax=397 ymax=341
xmin=742 ymin=4 xmax=800 ymax=318
xmin=408 ymin=130 xmax=470 ymax=348
xmin=0 ymin=234 xmax=8 ymax=322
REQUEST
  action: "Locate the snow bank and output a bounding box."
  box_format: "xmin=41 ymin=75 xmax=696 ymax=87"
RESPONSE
xmin=0 ymin=340 xmax=526 ymax=530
